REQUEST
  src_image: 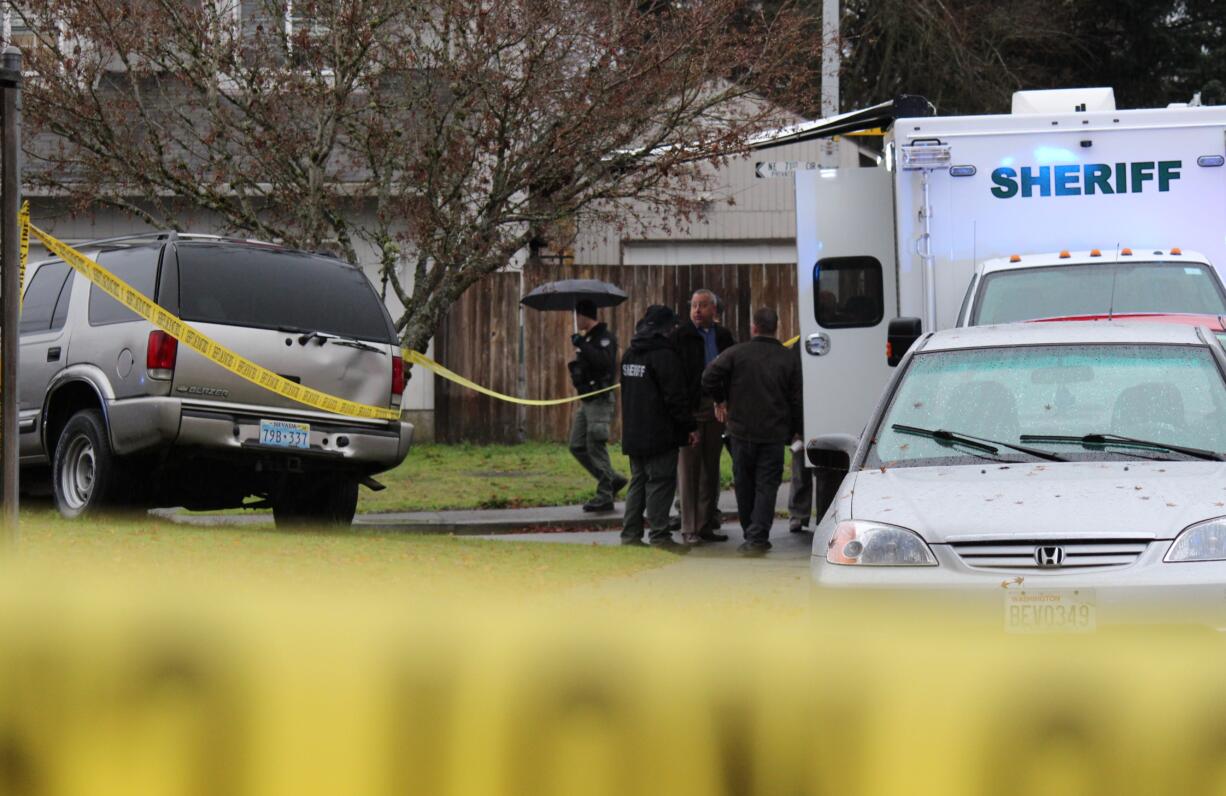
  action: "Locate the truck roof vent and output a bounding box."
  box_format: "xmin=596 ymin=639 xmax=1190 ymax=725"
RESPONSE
xmin=1011 ymin=88 xmax=1116 ymax=115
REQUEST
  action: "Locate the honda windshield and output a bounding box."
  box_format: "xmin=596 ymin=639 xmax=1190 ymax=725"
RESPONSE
xmin=866 ymin=343 xmax=1226 ymax=468
xmin=971 ymin=262 xmax=1226 ymax=325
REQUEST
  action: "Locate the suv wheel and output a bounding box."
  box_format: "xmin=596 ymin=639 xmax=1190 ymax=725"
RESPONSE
xmin=272 ymin=475 xmax=359 ymax=528
xmin=53 ymin=410 xmax=125 ymax=518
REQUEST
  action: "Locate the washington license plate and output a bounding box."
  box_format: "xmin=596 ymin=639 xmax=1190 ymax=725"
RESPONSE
xmin=259 ymin=420 xmax=310 ymax=450
xmin=1005 ymin=589 xmax=1096 ymax=634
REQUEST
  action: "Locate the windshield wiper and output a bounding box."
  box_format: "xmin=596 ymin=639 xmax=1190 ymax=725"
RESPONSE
xmin=330 ymin=338 xmax=384 ymax=354
xmin=891 ymin=425 xmax=1068 ymax=462
xmin=290 ymin=328 xmax=384 ymax=354
xmin=1018 ymin=433 xmax=1223 ymax=462
xmin=293 ymin=328 xmax=328 ymax=346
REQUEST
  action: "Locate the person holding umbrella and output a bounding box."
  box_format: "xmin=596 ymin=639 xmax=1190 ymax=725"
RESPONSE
xmin=521 ymin=279 xmax=630 ymax=512
xmin=568 ymin=299 xmax=627 ymax=512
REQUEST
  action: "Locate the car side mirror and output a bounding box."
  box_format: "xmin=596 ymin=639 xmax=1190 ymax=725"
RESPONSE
xmin=887 ymin=317 xmax=923 ymax=367
xmin=806 ymin=434 xmax=860 ymax=465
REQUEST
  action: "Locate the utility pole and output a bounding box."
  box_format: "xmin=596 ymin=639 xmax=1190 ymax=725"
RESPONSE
xmin=820 ymin=0 xmax=840 ymax=168
xmin=1 ymin=45 xmax=21 ymax=547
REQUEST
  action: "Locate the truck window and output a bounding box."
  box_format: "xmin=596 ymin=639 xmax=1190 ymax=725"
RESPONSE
xmin=813 ymin=256 xmax=884 ymax=329
xmin=971 ymin=262 xmax=1226 ymax=326
xmin=89 ymin=247 xmax=161 ymax=326
xmin=20 ymin=261 xmax=72 ymax=334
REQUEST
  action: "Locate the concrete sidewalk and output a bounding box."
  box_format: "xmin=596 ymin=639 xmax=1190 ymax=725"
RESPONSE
xmin=477 ymin=516 xmax=814 ymax=561
xmin=161 ymin=488 xmax=793 ymax=536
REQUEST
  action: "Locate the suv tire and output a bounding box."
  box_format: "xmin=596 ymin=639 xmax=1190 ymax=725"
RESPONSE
xmin=272 ymin=475 xmax=359 ymax=528
xmin=53 ymin=409 xmax=127 ymax=518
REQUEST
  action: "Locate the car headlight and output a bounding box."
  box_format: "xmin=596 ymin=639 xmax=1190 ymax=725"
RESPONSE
xmin=1165 ymin=517 xmax=1226 ymax=562
xmin=826 ymin=520 xmax=937 ymax=566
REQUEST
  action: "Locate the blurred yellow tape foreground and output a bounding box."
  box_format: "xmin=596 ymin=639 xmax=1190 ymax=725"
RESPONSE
xmin=27 ymin=223 xmax=400 ymax=421
xmin=3 ymin=582 xmax=1226 ymax=796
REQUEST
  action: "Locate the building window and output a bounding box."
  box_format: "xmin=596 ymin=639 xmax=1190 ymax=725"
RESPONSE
xmin=238 ymin=1 xmax=324 ymax=40
xmin=4 ymin=2 xmax=34 ymax=47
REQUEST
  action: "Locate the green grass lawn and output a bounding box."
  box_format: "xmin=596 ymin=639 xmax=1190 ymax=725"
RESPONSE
xmin=360 ymin=442 xmax=735 ymax=513
xmin=14 ymin=508 xmax=670 ymax=596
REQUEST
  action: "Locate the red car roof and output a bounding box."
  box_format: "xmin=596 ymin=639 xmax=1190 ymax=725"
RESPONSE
xmin=1027 ymin=313 xmax=1226 ymax=331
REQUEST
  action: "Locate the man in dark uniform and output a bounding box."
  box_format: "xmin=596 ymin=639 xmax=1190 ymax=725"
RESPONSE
xmin=619 ymin=305 xmax=697 ymax=552
xmin=568 ymin=299 xmax=627 ymax=512
xmin=670 ymin=288 xmax=736 ymax=545
xmin=702 ymin=307 xmax=803 ymax=557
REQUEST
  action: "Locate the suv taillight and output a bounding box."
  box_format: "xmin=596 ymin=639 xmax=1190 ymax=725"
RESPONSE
xmin=147 ymin=331 xmax=178 ymax=380
xmin=391 ymin=355 xmax=405 ymax=399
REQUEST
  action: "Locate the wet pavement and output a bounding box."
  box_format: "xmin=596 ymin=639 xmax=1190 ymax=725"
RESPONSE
xmin=160 ymin=490 xmax=814 ymax=561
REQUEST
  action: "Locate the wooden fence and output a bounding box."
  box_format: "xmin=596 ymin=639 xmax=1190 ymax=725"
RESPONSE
xmin=433 ymin=263 xmax=800 ymax=443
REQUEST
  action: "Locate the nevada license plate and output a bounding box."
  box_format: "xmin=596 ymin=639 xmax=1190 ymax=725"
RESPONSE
xmin=1005 ymin=589 xmax=1096 ymax=634
xmin=259 ymin=420 xmax=310 ymax=450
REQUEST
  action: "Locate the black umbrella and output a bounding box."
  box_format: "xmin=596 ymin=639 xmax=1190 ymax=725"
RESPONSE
xmin=520 ymin=279 xmax=628 ymax=312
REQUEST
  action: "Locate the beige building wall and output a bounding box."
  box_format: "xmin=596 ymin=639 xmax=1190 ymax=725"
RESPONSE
xmin=574 ymin=136 xmax=872 ymax=266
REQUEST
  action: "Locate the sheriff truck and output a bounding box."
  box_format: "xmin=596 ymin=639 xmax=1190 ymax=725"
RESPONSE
xmin=767 ymin=87 xmax=1226 ymax=511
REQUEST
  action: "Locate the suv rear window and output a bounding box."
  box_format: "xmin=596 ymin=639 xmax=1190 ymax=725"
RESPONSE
xmin=972 ymin=262 xmax=1226 ymax=325
xmin=175 ymin=243 xmax=397 ymax=343
xmin=89 ymin=247 xmax=161 ymax=326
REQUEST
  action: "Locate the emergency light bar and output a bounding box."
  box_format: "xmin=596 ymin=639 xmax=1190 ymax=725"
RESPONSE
xmin=899 ymin=143 xmax=952 ymax=170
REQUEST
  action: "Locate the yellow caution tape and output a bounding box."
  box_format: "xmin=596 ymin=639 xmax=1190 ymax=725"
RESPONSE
xmin=403 ymin=348 xmax=618 ymax=406
xmin=408 ymin=336 xmax=800 ymax=404
xmin=26 ymin=216 xmax=779 ymax=412
xmin=28 ymin=223 xmax=401 ymax=421
xmin=17 ymin=200 xmax=28 ymax=294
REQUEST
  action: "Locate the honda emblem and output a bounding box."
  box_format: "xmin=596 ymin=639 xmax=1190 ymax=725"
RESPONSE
xmin=1035 ymin=545 xmax=1066 ymax=568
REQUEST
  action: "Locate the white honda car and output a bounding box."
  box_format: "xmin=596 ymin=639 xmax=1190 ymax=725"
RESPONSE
xmin=810 ymin=321 xmax=1226 ymax=631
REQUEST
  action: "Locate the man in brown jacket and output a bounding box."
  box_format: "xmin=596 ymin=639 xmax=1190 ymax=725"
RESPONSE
xmin=701 ymin=307 xmax=803 ymax=557
xmin=670 ymin=289 xmax=736 ymax=545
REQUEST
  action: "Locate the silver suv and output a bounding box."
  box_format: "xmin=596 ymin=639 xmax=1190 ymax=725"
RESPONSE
xmin=18 ymin=234 xmax=413 ymax=525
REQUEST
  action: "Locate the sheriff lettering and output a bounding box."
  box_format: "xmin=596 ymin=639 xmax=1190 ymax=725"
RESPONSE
xmin=990 ymin=160 xmax=1181 ymax=199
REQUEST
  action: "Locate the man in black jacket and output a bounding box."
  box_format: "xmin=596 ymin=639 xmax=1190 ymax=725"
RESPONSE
xmin=670 ymin=289 xmax=736 ymax=545
xmin=701 ymin=307 xmax=803 ymax=557
xmin=568 ymin=299 xmax=627 ymax=512
xmin=619 ymin=305 xmax=698 ymax=552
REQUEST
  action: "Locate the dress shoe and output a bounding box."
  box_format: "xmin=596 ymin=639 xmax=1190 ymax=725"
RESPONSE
xmin=582 ymin=499 xmax=615 ymax=512
xmin=611 ymin=475 xmax=629 ymax=495
xmin=698 ymin=530 xmax=729 ymax=542
xmin=738 ymin=542 xmax=770 ymax=558
xmin=650 ymin=538 xmax=691 ymax=554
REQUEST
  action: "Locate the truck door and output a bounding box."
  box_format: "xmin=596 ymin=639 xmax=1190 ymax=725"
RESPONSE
xmin=795 ymin=167 xmax=899 ymax=442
